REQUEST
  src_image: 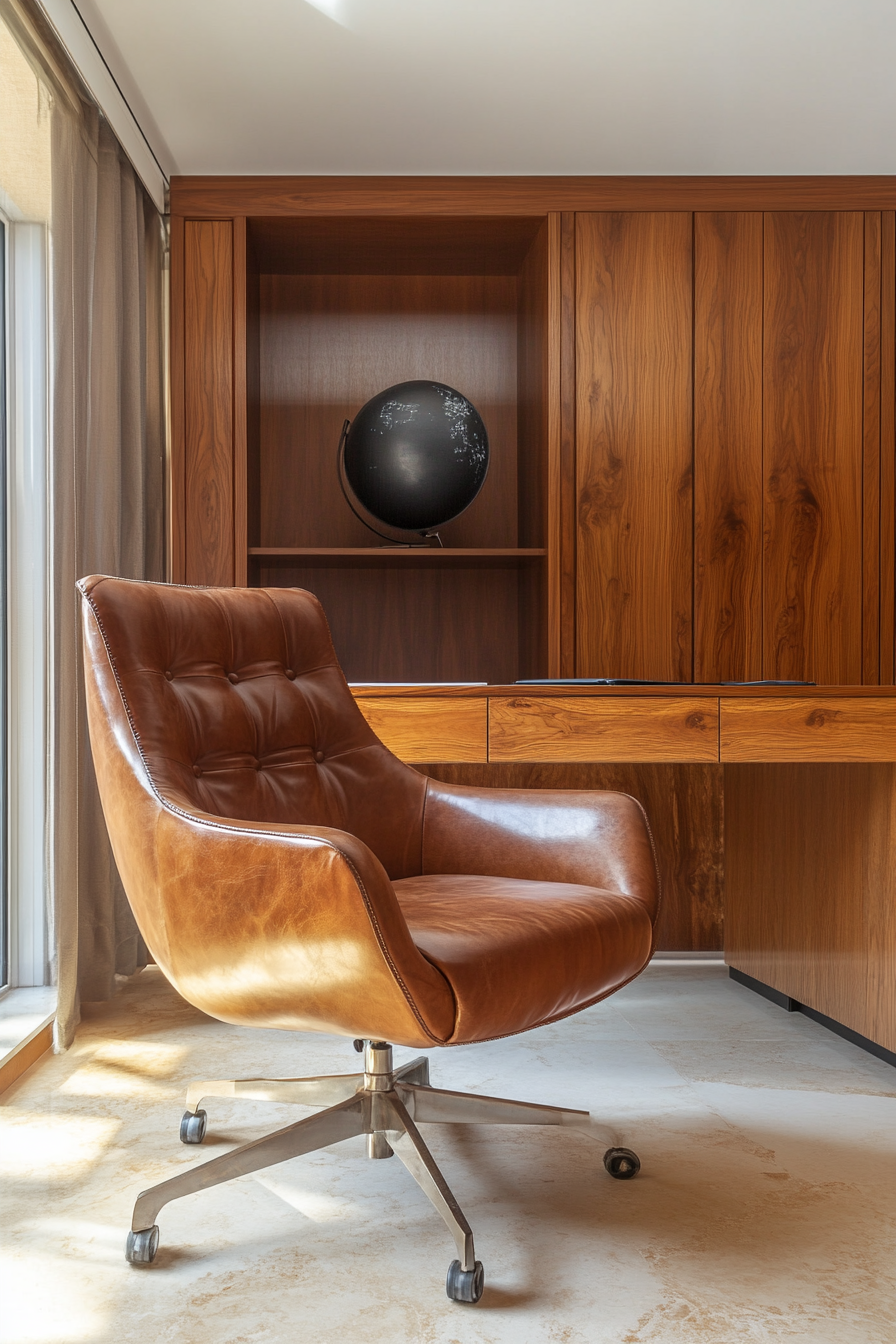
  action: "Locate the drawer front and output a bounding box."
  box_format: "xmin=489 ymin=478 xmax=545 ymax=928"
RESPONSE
xmin=721 ymin=698 xmax=896 ymax=762
xmin=488 ymin=697 xmax=720 ymax=762
xmin=354 ymin=696 xmax=488 ymax=763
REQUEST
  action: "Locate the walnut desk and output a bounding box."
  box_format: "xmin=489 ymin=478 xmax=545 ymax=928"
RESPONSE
xmin=352 ymin=683 xmax=896 ymax=1064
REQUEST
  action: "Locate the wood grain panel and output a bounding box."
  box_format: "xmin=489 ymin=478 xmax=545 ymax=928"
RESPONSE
xmin=256 ymin=562 xmax=523 ymax=683
xmin=0 ymin=1022 xmax=53 ymax=1096
xmin=575 ymin=213 xmax=693 ymax=680
xmin=248 ymin=215 xmax=541 ymax=274
xmin=232 ymin=217 xmax=248 ymax=587
xmin=355 ymin=696 xmax=487 ymax=762
xmin=863 ymin=213 xmax=882 ymax=684
xmin=246 ymin=222 xmax=262 ymax=552
xmin=721 ymin=696 xmax=896 ymax=762
xmin=763 ymin=212 xmax=865 ymax=683
xmin=168 ymin=214 xmax=186 ymax=582
xmin=881 ymin=212 xmax=896 ymax=685
xmin=258 ymin=274 xmax=519 ymax=549
xmin=725 ymin=762 xmax=896 ymax=1054
xmin=516 ymin=217 xmax=557 ymax=677
xmin=184 ymin=220 xmax=234 ymax=586
xmin=559 ymin=211 xmax=577 ymax=676
xmin=172 ymin=177 xmax=896 ymax=219
xmin=489 ymin=696 xmax=719 ymax=763
xmin=694 ymin=213 xmax=763 ymax=681
xmin=418 ymin=761 xmax=724 ymax=952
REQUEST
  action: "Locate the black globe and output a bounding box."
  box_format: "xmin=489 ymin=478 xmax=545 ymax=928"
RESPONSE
xmin=342 ymin=380 xmax=489 ymax=533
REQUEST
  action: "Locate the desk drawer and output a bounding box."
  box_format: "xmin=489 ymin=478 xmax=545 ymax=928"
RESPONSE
xmin=488 ymin=697 xmax=720 ymax=762
xmin=354 ymin=696 xmax=488 ymax=763
xmin=721 ymin=697 xmax=896 ymax=762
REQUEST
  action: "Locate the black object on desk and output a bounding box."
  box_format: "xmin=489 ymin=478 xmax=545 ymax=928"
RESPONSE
xmin=515 ymin=679 xmax=817 ymax=687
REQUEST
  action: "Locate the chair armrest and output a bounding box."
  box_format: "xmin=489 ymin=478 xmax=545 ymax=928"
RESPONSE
xmin=133 ymin=802 xmax=457 ymax=1047
xmin=421 ymin=780 xmax=659 ymax=919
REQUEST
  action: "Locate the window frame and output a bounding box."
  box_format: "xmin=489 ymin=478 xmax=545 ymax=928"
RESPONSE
xmin=2 ymin=206 xmax=49 ymax=994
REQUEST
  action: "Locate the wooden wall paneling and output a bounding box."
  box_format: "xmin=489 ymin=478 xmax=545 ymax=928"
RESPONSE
xmin=516 ymin=216 xmax=554 ymax=676
xmin=417 ymin=761 xmax=724 ymax=951
xmin=881 ymin=212 xmax=896 ymax=684
xmin=725 ymin=762 xmax=896 ymax=1054
xmin=863 ymin=761 xmax=896 ymax=1054
xmin=168 ymin=214 xmax=185 ymax=582
xmin=258 ymin=274 xmax=519 ymax=549
xmin=256 ymin=560 xmax=523 ymax=683
xmin=171 ymin=177 xmax=896 ymax=220
xmin=232 ymin=217 xmax=248 ymax=586
xmin=694 ymin=213 xmax=763 ymax=681
xmin=184 ymin=220 xmax=235 ymax=586
xmin=546 ymin=212 xmax=562 ymax=677
xmin=559 ymin=212 xmax=577 ymax=676
xmin=762 ymin=212 xmax=865 ymax=684
xmin=246 ymin=222 xmax=262 ymax=554
xmin=863 ymin=213 xmax=882 ymax=683
xmin=575 ymin=213 xmax=694 ymax=680
xmin=248 ymin=215 xmax=541 ymax=276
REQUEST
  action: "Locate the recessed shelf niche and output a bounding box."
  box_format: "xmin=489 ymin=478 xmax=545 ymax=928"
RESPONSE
xmin=245 ymin=215 xmax=558 ymax=683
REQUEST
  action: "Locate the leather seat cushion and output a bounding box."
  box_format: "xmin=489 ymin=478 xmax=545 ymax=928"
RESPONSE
xmin=392 ymin=873 xmax=653 ymax=1044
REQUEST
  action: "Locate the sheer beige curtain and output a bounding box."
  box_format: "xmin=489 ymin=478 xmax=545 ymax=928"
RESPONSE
xmin=50 ymin=103 xmax=165 ymax=1048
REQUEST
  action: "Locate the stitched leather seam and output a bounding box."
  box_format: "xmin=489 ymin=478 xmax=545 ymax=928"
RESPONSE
xmin=81 ymin=583 xmax=445 ymax=1046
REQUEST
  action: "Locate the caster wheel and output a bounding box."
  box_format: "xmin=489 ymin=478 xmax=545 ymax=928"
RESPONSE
xmin=604 ymin=1146 xmax=640 ymax=1180
xmin=125 ymin=1225 xmax=159 ymax=1264
xmin=179 ymin=1109 xmax=207 ymax=1144
xmin=446 ymin=1258 xmax=485 ymax=1303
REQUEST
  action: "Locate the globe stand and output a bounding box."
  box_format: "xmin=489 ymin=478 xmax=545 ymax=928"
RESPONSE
xmin=337 ymin=421 xmax=443 ymax=548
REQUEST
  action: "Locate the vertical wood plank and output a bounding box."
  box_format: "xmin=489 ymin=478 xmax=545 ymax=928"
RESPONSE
xmin=246 ymin=225 xmax=262 ymax=556
xmin=168 ymin=214 xmax=186 ymax=582
xmin=726 ymin=762 xmax=896 ymax=1054
xmin=694 ymin=213 xmax=763 ymax=681
xmin=232 ymin=217 xmax=248 ymax=587
xmin=864 ymin=762 xmax=896 ymax=1054
xmin=559 ymin=211 xmax=577 ymax=676
xmin=545 ymin=212 xmax=563 ymax=679
xmin=575 ymin=213 xmax=694 ymax=680
xmin=763 ymin=212 xmax=865 ymax=684
xmin=863 ymin=213 xmax=882 ymax=684
xmin=881 ymin=212 xmax=896 ymax=685
xmin=516 ymin=220 xmax=550 ymax=676
xmin=184 ymin=220 xmax=234 ymax=587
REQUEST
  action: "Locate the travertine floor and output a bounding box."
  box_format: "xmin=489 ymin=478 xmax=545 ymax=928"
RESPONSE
xmin=2 ymin=962 xmax=895 ymax=1344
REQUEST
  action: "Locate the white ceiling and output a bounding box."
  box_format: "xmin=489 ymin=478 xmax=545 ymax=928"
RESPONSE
xmin=71 ymin=0 xmax=896 ymax=179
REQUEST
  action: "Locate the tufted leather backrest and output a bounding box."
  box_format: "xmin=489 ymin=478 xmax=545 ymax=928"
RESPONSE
xmin=78 ymin=577 xmax=428 ymax=879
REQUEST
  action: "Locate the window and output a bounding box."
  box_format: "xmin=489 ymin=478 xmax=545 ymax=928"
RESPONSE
xmin=1 ymin=17 xmax=51 ymax=993
xmin=0 ymin=211 xmax=6 ymax=992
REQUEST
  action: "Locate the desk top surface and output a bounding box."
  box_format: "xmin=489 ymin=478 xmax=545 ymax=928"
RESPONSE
xmin=350 ymin=683 xmax=896 ymax=699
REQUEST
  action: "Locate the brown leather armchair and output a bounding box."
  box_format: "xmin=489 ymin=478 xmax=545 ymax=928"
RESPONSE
xmin=79 ymin=576 xmax=660 ymax=1303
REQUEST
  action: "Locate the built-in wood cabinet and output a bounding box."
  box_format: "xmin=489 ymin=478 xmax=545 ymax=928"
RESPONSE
xmin=173 ymin=207 xmax=560 ymax=682
xmin=574 ymin=207 xmax=893 ymax=685
xmin=168 ymin=176 xmax=896 ymax=952
xmin=170 ymin=178 xmax=896 ymax=690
